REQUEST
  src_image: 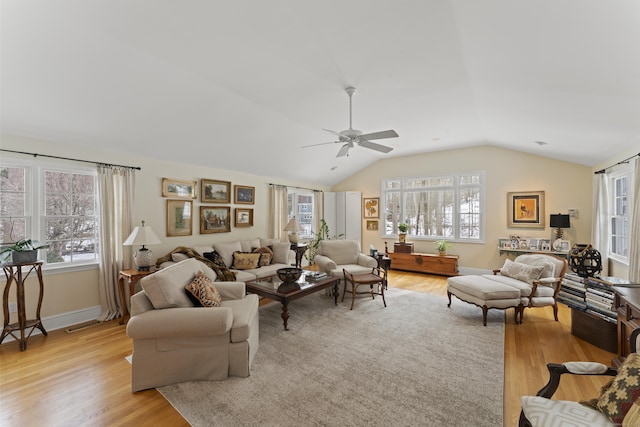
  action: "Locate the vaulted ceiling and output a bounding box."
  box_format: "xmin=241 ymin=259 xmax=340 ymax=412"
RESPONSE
xmin=2 ymin=1 xmax=639 ymax=185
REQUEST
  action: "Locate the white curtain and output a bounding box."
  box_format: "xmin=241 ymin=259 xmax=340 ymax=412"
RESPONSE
xmin=629 ymin=157 xmax=640 ymax=282
xmin=313 ymin=191 xmax=324 ymax=236
xmin=592 ymin=172 xmax=610 ymax=277
xmin=97 ymin=165 xmax=135 ymax=321
xmin=271 ymin=185 xmax=288 ymax=242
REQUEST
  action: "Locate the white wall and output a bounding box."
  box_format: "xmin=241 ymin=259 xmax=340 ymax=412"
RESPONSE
xmin=332 ymin=145 xmax=594 ymax=272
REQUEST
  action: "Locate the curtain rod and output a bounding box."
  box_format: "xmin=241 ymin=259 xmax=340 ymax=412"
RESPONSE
xmin=594 ymin=152 xmax=639 ymax=174
xmin=0 ymin=149 xmax=141 ymax=171
xmin=268 ymin=182 xmax=322 ymax=193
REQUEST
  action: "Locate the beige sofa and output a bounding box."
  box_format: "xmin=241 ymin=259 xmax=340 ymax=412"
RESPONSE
xmin=126 ymin=258 xmax=259 ymax=392
xmin=159 ymin=237 xmax=296 ymax=283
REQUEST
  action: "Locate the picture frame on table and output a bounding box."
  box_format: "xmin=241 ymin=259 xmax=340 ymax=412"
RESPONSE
xmin=162 ymin=178 xmax=196 ymax=199
xmin=539 ymin=239 xmax=551 ymax=251
xmin=201 ymin=179 xmax=231 ymax=203
xmin=554 ymin=239 xmax=571 ymax=252
xmin=200 ymin=206 xmax=231 ymax=234
xmin=234 ymin=208 xmax=253 ymax=227
xmin=363 ymin=197 xmax=379 ymax=218
xmin=166 ymin=200 xmax=193 ymax=236
xmin=507 ymin=191 xmax=545 ymax=228
xmin=234 ymin=185 xmax=255 ymax=204
xmin=528 ymin=238 xmax=539 ymax=251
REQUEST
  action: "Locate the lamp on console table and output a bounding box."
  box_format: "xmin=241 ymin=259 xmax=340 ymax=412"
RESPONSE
xmin=550 ymin=213 xmax=570 ymax=251
xmin=284 ymin=217 xmax=303 ymax=244
xmin=123 ymin=220 xmax=161 ymax=271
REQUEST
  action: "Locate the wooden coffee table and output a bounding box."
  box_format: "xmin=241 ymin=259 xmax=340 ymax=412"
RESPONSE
xmin=246 ymin=273 xmax=340 ymax=330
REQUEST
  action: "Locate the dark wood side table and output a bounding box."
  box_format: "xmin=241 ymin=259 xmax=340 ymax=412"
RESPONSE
xmin=376 ymin=255 xmax=391 ymax=289
xmin=290 ymin=243 xmax=308 ymax=269
xmin=1 ymin=261 xmax=47 ymax=351
xmin=118 ymin=269 xmax=153 ymax=325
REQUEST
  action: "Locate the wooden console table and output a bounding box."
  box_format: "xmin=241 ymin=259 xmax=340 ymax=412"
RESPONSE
xmin=388 ymin=252 xmax=458 ymax=276
xmin=1 ymin=261 xmax=47 ymax=351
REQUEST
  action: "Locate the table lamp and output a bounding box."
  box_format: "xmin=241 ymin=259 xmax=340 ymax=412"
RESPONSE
xmin=123 ymin=220 xmax=161 ymax=271
xmin=284 ymin=217 xmax=303 ymax=244
xmin=550 ymin=213 xmax=570 ymax=251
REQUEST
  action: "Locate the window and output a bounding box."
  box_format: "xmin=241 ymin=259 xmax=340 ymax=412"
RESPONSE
xmin=382 ymin=172 xmax=484 ymax=242
xmin=609 ymin=170 xmax=632 ymax=261
xmin=287 ymin=190 xmax=314 ymax=238
xmin=0 ymin=159 xmax=99 ymax=268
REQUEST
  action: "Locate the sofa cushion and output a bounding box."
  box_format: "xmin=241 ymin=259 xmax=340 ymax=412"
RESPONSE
xmin=597 ymin=353 xmax=640 ymax=424
xmin=319 ymin=240 xmax=360 ymax=265
xmin=448 ymin=275 xmax=521 ymax=300
xmin=191 ymin=245 xmax=215 ymax=257
xmin=232 ymin=251 xmax=261 ymax=270
xmin=213 ymin=241 xmax=243 ymax=267
xmin=184 ymin=271 xmax=222 ymax=307
xmin=500 ymin=259 xmax=545 ymax=285
xmin=240 ymin=239 xmax=261 ymax=252
xmin=271 ymin=242 xmax=290 ymax=264
xmin=202 ymin=251 xmax=237 ymax=281
xmin=252 ymin=246 xmax=273 ymax=266
xmin=171 ymin=252 xmax=189 ymax=262
xmin=220 ymin=294 xmax=259 ymax=342
xmin=140 ymin=258 xmax=199 ymax=309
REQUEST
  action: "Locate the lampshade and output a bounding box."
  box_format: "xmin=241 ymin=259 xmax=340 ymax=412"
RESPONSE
xmin=284 ymin=218 xmax=303 ymax=244
xmin=549 ymin=214 xmax=570 ymax=229
xmin=123 ymin=220 xmax=161 ymax=271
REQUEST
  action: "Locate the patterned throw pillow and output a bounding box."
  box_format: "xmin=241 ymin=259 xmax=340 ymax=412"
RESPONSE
xmin=597 ymin=353 xmax=640 ymax=424
xmin=231 ymin=251 xmax=261 ymax=270
xmin=184 ymin=271 xmax=222 ymax=307
xmin=500 ymin=259 xmax=545 ymax=285
xmin=202 ymin=251 xmax=236 ymax=281
xmin=252 ymin=246 xmax=273 ymax=266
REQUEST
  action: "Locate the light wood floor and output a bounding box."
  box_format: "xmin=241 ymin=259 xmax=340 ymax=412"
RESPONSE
xmin=0 ymin=270 xmax=616 ymax=426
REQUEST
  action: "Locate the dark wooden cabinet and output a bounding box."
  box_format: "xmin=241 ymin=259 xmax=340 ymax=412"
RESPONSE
xmin=614 ymin=286 xmax=640 ymax=365
xmin=388 ymin=252 xmax=458 ymax=276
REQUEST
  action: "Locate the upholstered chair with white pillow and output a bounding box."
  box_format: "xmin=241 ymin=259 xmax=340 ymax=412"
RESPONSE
xmin=126 ymin=258 xmax=259 ymax=392
xmin=520 ymin=329 xmax=640 ymax=426
xmin=314 ymin=240 xmax=378 ymax=280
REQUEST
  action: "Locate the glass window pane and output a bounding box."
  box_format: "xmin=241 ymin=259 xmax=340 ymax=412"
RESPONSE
xmin=45 ymin=171 xmax=70 ymax=193
xmin=72 ymin=174 xmax=95 ymax=194
xmin=46 ymin=194 xmax=71 ymax=215
xmin=46 ymin=218 xmax=73 ymax=241
xmin=0 ymin=167 xmax=25 ymax=191
xmin=0 ymin=192 xmax=25 ymax=216
xmin=0 ymin=218 xmax=26 ymax=243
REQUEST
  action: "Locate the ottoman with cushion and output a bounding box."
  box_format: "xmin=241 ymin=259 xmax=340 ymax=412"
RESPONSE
xmin=447 ymin=275 xmax=522 ymax=326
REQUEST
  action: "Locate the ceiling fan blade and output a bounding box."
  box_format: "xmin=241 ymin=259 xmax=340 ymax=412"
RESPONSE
xmin=301 ymin=141 xmax=339 ymax=148
xmin=358 ymin=139 xmax=394 ymax=153
xmin=359 ymin=130 xmax=399 ymax=140
xmin=322 ymin=128 xmax=342 ymax=136
xmin=336 ymin=144 xmax=350 ymax=157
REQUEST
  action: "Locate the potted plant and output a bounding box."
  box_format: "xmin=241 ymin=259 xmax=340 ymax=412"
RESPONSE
xmin=0 ymin=239 xmax=49 ymax=264
xmin=435 ymin=239 xmax=451 ymax=256
xmin=398 ymin=223 xmax=409 ymax=243
xmin=304 ymin=219 xmax=343 ymax=265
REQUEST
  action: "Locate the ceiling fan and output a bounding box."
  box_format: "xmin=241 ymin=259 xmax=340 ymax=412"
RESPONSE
xmin=302 ymin=87 xmax=398 ymax=157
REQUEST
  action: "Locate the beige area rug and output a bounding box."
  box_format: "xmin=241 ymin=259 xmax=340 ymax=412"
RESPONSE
xmin=157 ymin=288 xmax=505 ymax=427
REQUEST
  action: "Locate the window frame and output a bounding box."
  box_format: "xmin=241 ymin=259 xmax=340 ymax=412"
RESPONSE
xmin=608 ymin=167 xmax=633 ymax=264
xmin=1 ymin=157 xmax=100 ymax=271
xmin=287 ymin=189 xmax=315 ymax=239
xmin=381 ymin=171 xmax=485 ymax=243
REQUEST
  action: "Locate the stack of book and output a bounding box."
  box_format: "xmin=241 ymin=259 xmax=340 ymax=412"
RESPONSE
xmin=558 ymin=272 xmax=587 ymax=310
xmin=304 ymin=271 xmax=328 ymax=282
xmin=584 ymin=277 xmax=617 ymax=323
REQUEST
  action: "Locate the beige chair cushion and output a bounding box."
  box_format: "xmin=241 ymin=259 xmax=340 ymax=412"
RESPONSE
xmin=521 ymin=396 xmax=613 ymax=427
xmin=240 ymin=239 xmax=261 ymax=252
xmin=318 ymin=240 xmax=360 ymax=265
xmin=447 ymin=275 xmax=521 ymax=300
xmin=140 ymin=258 xmax=204 ymax=309
xmin=271 ymin=242 xmax=290 ymax=264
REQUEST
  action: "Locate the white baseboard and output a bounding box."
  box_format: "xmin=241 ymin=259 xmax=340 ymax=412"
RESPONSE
xmin=1 ymin=305 xmax=102 ymax=343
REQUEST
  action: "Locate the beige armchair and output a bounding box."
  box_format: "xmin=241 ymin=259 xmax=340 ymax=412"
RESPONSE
xmin=126 ymin=258 xmax=259 ymax=392
xmin=314 ymin=240 xmax=378 ymax=280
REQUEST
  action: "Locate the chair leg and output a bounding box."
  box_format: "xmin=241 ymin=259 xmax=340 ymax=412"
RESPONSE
xmin=380 ymin=282 xmax=386 ymax=307
xmin=350 ymin=283 xmax=356 ymax=310
xmin=552 ymin=303 xmax=559 ymax=321
xmin=370 ymin=284 xmax=375 ymax=300
xmin=447 ymin=291 xmax=452 ymax=307
xmin=482 ymin=305 xmax=488 ymax=326
xmin=341 ymin=279 xmax=347 ymax=302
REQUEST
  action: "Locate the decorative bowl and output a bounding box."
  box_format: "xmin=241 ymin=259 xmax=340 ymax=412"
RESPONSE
xmin=277 ymin=267 xmax=302 ymax=283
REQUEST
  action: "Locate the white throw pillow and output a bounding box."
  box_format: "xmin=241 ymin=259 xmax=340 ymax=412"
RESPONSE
xmin=212 ymin=241 xmax=243 ymax=268
xmin=240 ymin=239 xmax=261 ymax=252
xmin=500 ymin=259 xmax=545 ymax=285
xmin=271 ymin=242 xmax=290 ymax=264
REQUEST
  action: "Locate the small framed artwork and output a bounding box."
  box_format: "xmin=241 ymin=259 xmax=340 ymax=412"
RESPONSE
xmin=162 ymin=178 xmax=196 ymax=199
xmin=507 ymin=191 xmax=545 ymax=228
xmin=363 ymin=197 xmax=379 ymax=218
xmin=234 ymin=185 xmax=255 ymax=204
xmin=539 ymin=239 xmax=551 ymax=251
xmin=201 ymin=179 xmax=231 ymax=203
xmin=528 ymin=238 xmax=539 ymax=251
xmin=235 ymin=208 xmax=253 ymax=227
xmin=200 ymin=206 xmax=231 ymax=234
xmin=554 ymin=239 xmax=571 ymax=252
xmin=366 ymin=220 xmax=379 ymax=231
xmin=166 ymin=200 xmax=193 ymax=236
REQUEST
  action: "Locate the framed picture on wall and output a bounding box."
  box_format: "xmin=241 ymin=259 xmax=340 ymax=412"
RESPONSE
xmin=366 ymin=220 xmax=379 ymax=231
xmin=234 ymin=185 xmax=255 ymax=204
xmin=166 ymin=200 xmax=192 ymax=236
xmin=162 ymin=178 xmax=196 ymax=199
xmin=201 ymin=179 xmax=231 ymax=203
xmin=234 ymin=208 xmax=253 ymax=227
xmin=507 ymin=191 xmax=545 ymax=228
xmin=200 ymin=206 xmax=231 ymax=234
xmin=363 ymin=197 xmax=379 ymax=218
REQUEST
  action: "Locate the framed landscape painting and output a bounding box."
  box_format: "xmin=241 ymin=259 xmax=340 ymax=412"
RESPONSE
xmin=234 ymin=185 xmax=255 ymax=204
xmin=200 ymin=206 xmax=231 ymax=234
xmin=234 ymin=208 xmax=253 ymax=227
xmin=166 ymin=200 xmax=192 ymax=236
xmin=201 ymin=179 xmax=231 ymax=203
xmin=507 ymin=191 xmax=545 ymax=228
xmin=162 ymin=178 xmax=196 ymax=199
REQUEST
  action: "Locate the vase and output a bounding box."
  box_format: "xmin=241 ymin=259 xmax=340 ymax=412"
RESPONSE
xmin=399 ymin=234 xmax=407 ymax=243
xmin=438 ymin=250 xmax=447 ymax=256
xmin=12 ymin=250 xmax=38 ymax=264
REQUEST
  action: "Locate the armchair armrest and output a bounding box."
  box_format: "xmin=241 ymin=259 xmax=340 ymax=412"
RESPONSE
xmin=315 ymin=255 xmax=336 ymax=273
xmin=214 ymin=281 xmax=246 ymax=300
xmin=535 ymin=362 xmax=617 ymax=399
xmin=127 ymin=307 xmax=233 ymax=339
xmin=357 ymin=253 xmax=378 ymax=268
